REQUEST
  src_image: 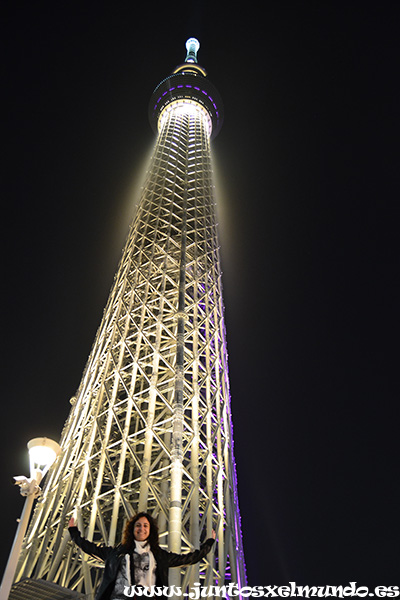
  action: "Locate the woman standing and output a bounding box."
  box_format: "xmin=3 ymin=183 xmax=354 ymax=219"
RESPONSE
xmin=68 ymin=513 xmax=215 ymax=600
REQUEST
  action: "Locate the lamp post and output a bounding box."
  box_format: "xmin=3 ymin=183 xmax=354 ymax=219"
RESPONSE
xmin=0 ymin=437 xmax=61 ymax=600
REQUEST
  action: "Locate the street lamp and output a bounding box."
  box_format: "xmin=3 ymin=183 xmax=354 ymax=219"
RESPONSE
xmin=0 ymin=437 xmax=61 ymax=600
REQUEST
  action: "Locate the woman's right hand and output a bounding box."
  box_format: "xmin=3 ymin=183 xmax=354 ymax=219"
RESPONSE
xmin=68 ymin=517 xmax=76 ymax=527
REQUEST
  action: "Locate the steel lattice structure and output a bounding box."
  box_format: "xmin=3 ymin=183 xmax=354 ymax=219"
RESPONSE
xmin=15 ymin=39 xmax=246 ymax=597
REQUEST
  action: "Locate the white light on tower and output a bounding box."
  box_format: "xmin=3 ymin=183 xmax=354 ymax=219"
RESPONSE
xmin=185 ymin=37 xmax=200 ymax=62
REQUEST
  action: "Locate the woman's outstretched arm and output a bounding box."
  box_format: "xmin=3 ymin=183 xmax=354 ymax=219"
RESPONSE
xmin=68 ymin=516 xmax=113 ymax=561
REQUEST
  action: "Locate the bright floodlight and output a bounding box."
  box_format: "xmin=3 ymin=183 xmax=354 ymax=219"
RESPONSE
xmin=28 ymin=437 xmax=61 ymax=478
xmin=185 ymin=37 xmax=200 ymax=63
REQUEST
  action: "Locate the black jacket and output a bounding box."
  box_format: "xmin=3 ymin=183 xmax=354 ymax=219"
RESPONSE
xmin=68 ymin=526 xmax=215 ymax=600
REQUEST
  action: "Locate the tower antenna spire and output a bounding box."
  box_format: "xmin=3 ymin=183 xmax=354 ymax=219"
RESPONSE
xmin=185 ymin=37 xmax=200 ymax=63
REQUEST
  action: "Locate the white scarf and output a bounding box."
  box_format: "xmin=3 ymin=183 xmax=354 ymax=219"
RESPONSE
xmin=125 ymin=541 xmax=156 ymax=588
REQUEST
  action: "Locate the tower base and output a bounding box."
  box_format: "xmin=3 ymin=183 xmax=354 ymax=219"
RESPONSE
xmin=9 ymin=578 xmax=85 ymax=600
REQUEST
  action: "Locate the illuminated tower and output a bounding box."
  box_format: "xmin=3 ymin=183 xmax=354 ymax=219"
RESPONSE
xmin=15 ymin=38 xmax=246 ymax=596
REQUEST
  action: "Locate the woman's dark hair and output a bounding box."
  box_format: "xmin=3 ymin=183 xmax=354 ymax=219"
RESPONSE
xmin=122 ymin=512 xmax=160 ymax=552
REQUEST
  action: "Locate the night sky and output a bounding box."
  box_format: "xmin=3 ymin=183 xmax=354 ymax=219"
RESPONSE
xmin=2 ymin=1 xmax=399 ymax=591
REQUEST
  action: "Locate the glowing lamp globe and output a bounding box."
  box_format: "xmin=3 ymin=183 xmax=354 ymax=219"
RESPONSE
xmin=28 ymin=437 xmax=61 ymax=479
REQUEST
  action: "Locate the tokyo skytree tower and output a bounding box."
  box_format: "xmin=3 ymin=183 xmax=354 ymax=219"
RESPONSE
xmin=15 ymin=38 xmax=246 ymax=596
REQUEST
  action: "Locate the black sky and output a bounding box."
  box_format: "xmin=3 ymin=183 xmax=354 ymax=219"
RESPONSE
xmin=2 ymin=1 xmax=399 ymax=590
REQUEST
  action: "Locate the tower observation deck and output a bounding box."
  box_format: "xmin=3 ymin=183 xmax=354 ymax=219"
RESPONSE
xmin=149 ymin=38 xmax=223 ymax=139
xmin=13 ymin=38 xmax=246 ymax=596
